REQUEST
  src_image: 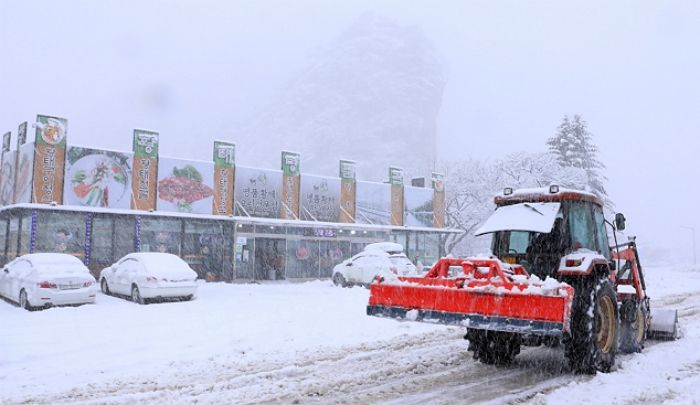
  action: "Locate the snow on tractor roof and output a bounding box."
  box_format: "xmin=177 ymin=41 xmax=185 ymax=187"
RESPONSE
xmin=475 ymin=202 xmax=561 ymax=235
xmin=494 ymin=186 xmax=602 ymax=207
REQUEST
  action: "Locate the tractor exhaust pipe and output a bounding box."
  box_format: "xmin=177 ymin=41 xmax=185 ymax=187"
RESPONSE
xmin=648 ymin=308 xmax=680 ymax=340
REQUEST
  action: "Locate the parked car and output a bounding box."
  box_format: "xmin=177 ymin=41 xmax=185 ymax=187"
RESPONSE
xmin=99 ymin=252 xmax=198 ymax=304
xmin=332 ymin=242 xmax=418 ymax=287
xmin=0 ymin=253 xmax=97 ymax=311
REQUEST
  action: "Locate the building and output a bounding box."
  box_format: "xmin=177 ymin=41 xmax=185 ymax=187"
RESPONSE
xmin=0 ymin=115 xmax=457 ymax=281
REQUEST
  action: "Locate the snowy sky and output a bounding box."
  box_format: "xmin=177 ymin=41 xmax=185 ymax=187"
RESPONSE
xmin=1 ymin=0 xmax=699 ymax=261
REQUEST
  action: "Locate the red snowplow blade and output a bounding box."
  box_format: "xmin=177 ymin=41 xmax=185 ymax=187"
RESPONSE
xmin=367 ymin=258 xmax=575 ymax=337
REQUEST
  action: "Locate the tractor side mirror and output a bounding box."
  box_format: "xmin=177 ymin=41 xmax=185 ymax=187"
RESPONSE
xmin=615 ymin=213 xmax=626 ymax=231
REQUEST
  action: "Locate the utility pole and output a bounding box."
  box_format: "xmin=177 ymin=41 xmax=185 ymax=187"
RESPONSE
xmin=681 ymin=226 xmax=697 ymax=267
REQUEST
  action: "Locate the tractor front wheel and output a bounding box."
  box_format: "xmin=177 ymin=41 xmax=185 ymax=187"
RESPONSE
xmin=566 ymin=277 xmax=619 ymax=374
xmin=618 ymin=298 xmax=648 ymax=353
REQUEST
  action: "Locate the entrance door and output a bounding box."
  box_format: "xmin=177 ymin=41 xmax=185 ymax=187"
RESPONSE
xmin=254 ymin=238 xmax=286 ymax=280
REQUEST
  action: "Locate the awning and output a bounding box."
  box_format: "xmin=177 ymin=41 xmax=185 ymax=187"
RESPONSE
xmin=474 ymin=202 xmax=561 ymax=236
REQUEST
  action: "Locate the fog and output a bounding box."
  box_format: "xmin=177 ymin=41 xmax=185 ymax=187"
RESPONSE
xmin=1 ymin=0 xmax=698 ymax=263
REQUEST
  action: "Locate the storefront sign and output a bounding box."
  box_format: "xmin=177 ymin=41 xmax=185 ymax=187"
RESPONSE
xmin=157 ymin=157 xmax=214 ymax=214
xmin=14 ymin=142 xmax=35 ymax=204
xmin=212 ymin=141 xmax=235 ymax=216
xmin=280 ymin=151 xmax=300 ymax=219
xmin=389 ymin=166 xmax=404 ymax=226
xmin=355 ymin=181 xmax=391 ymax=225
xmin=234 ymin=166 xmax=282 ymax=218
xmin=339 ymin=159 xmax=356 ymax=223
xmin=432 ymin=172 xmax=446 ymax=228
xmin=301 ymin=174 xmax=340 ymax=222
xmin=32 ymin=115 xmax=67 ymax=204
xmin=131 ymin=130 xmax=159 ymax=211
xmin=64 ymin=146 xmax=133 ymax=209
xmin=404 ymin=186 xmax=434 ymax=228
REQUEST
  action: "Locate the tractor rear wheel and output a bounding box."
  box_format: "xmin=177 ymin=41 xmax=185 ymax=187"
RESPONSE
xmin=618 ymin=298 xmax=648 ymax=353
xmin=469 ymin=329 xmax=521 ymax=365
xmin=566 ymin=277 xmax=618 ymax=374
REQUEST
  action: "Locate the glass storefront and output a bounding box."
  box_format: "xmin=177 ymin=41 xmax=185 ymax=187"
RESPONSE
xmin=0 ymin=207 xmax=453 ymax=281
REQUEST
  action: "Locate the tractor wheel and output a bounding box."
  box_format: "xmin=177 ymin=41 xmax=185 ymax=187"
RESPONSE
xmin=566 ymin=277 xmax=619 ymax=374
xmin=618 ymin=298 xmax=648 ymax=353
xmin=469 ymin=329 xmax=521 ymax=365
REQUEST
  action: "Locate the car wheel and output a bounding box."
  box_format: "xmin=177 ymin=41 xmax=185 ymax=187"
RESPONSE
xmin=101 ymin=278 xmax=110 ymax=295
xmin=19 ymin=289 xmax=32 ymax=311
xmin=332 ymin=272 xmax=348 ymax=288
xmin=131 ymin=285 xmax=146 ymax=305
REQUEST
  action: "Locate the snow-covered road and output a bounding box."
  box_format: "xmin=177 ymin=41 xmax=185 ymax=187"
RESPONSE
xmin=2 ymin=266 xmax=700 ymax=404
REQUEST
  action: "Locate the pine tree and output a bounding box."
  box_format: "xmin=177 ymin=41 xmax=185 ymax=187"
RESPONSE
xmin=547 ymin=115 xmax=609 ymax=202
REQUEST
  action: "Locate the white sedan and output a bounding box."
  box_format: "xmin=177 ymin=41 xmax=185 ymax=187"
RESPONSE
xmin=332 ymin=242 xmax=418 ymax=287
xmin=99 ymin=252 xmax=198 ymax=304
xmin=0 ymin=253 xmax=97 ymax=311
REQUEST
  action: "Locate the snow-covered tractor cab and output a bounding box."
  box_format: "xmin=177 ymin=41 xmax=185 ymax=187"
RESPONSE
xmin=478 ymin=186 xmax=613 ymax=281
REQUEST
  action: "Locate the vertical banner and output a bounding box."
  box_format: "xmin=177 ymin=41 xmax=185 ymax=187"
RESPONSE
xmin=0 ymin=132 xmax=11 ymax=205
xmin=32 ymin=115 xmax=67 ymax=204
xmin=212 ymin=141 xmax=235 ymax=216
xmin=432 ymin=172 xmax=446 ymax=228
xmin=13 ymin=122 xmax=29 ymax=203
xmin=389 ymin=166 xmax=404 ymax=226
xmin=280 ymin=151 xmax=300 ymax=219
xmin=131 ymin=130 xmax=159 ymax=211
xmin=339 ymin=159 xmax=356 ymax=223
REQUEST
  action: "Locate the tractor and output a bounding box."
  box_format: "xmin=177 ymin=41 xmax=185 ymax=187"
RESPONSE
xmin=367 ymin=186 xmax=679 ymax=373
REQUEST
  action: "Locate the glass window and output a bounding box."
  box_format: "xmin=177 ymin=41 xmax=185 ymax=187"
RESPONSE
xmin=91 ymin=216 xmax=114 ymax=265
xmin=0 ymin=218 xmax=7 ymax=264
xmin=568 ymin=202 xmax=596 ymax=251
xmin=234 ymin=233 xmax=255 ymax=280
xmin=319 ymin=240 xmax=349 ymax=278
xmin=509 ymin=231 xmax=531 ymax=254
xmin=183 ymin=220 xmax=224 ymax=281
xmin=287 ymin=239 xmax=319 ymax=278
xmin=19 ymin=214 xmax=32 ymax=256
xmin=140 ymin=217 xmax=182 ymax=255
xmin=8 ymin=216 xmax=19 ymax=260
xmin=254 ymin=238 xmax=286 ymax=280
xmin=594 ymin=208 xmax=611 ymax=260
xmin=34 ymin=211 xmax=85 ymax=259
xmin=114 ymin=216 xmax=135 ymax=259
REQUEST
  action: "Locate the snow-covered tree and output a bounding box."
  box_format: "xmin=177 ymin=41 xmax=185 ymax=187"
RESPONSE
xmin=546 ymin=115 xmax=609 ymax=202
xmin=440 ymin=152 xmax=588 ymax=256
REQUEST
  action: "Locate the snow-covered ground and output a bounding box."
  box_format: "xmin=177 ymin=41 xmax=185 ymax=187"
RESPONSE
xmin=1 ymin=265 xmax=699 ymax=404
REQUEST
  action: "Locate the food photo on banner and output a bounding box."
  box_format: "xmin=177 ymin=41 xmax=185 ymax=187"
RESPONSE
xmin=355 ymin=181 xmax=391 ymax=225
xmin=0 ymin=149 xmax=16 ymax=206
xmin=234 ymin=166 xmax=282 ymax=218
xmin=157 ymin=157 xmax=215 ymax=214
xmin=63 ymin=146 xmax=133 ymax=209
xmin=404 ymin=186 xmax=434 ymax=228
xmin=300 ymin=174 xmax=340 ymax=223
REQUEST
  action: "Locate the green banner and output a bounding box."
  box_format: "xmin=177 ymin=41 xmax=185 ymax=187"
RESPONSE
xmin=35 ymin=115 xmax=68 ymax=147
xmin=213 ymin=141 xmax=235 ymax=168
xmin=133 ymin=129 xmax=159 ymax=158
xmin=339 ymin=159 xmax=356 ymax=181
xmin=281 ymin=151 xmax=301 ymax=177
xmin=389 ymin=166 xmax=404 ymax=186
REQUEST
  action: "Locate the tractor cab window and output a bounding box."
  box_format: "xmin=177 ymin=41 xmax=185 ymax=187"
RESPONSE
xmin=593 ymin=207 xmax=611 ymax=260
xmin=493 ymin=231 xmax=538 ymax=264
xmin=568 ymin=202 xmax=596 ymax=252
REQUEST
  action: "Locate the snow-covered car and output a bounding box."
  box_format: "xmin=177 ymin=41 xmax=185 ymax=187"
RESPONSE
xmin=99 ymin=252 xmax=198 ymax=304
xmin=332 ymin=242 xmax=417 ymax=287
xmin=0 ymin=253 xmax=97 ymax=311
